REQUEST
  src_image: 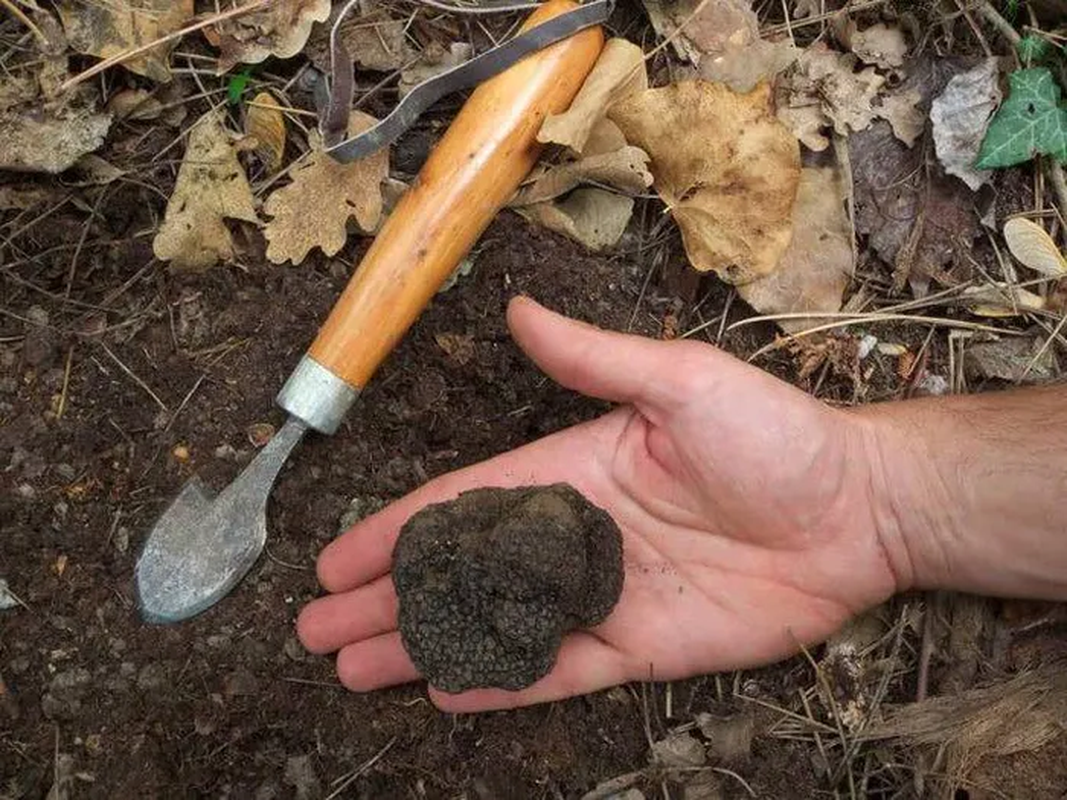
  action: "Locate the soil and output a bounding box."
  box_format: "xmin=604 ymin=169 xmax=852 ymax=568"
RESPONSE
xmin=0 ymin=192 xmax=817 ymax=799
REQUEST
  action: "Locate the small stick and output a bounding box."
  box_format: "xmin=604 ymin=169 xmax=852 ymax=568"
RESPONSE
xmin=0 ymin=0 xmax=47 ymax=48
xmin=97 ymin=342 xmax=168 ymax=412
xmin=56 ymin=345 xmax=74 ymax=419
xmin=59 ymin=0 xmax=272 ymax=93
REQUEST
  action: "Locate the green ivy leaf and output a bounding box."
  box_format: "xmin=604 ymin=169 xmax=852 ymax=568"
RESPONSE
xmin=976 ymin=68 xmax=1067 ymax=169
xmin=1017 ymin=35 xmax=1052 ymax=65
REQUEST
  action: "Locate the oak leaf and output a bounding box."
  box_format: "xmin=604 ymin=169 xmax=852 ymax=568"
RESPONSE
xmin=152 ymin=113 xmax=258 ymax=270
xmin=516 ymin=188 xmax=633 ymax=252
xmin=538 ymin=38 xmax=647 ymax=154
xmin=58 ymin=0 xmax=194 ymax=82
xmin=263 ymin=111 xmax=388 ymax=265
xmin=210 ymin=0 xmax=330 ymax=73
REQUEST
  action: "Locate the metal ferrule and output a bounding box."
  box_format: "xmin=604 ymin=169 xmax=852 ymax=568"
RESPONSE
xmin=276 ymin=354 xmax=360 ymax=435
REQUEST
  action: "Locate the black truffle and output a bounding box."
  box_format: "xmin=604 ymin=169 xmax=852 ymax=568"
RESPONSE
xmin=392 ymin=483 xmax=624 ymax=693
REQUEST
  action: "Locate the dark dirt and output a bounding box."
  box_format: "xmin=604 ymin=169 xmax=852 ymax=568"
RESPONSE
xmin=393 ymin=484 xmax=624 ymax=693
xmin=0 ymin=178 xmax=822 ymax=799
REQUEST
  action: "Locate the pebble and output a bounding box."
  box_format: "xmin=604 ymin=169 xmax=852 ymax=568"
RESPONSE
xmin=42 ymin=667 xmax=91 ymax=720
xmin=137 ymin=662 xmax=168 ymax=692
xmin=223 ymin=667 xmax=259 ymax=697
xmin=22 ymin=306 xmax=57 ymax=367
xmin=55 ymin=463 xmax=76 ymax=481
xmin=284 ymin=755 xmax=321 ymax=800
xmin=283 ymin=636 xmax=304 ymax=662
xmin=113 ymin=527 xmax=129 ymax=554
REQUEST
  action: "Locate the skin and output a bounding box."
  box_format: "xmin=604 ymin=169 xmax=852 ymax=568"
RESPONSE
xmin=297 ymin=296 xmax=1067 ymax=713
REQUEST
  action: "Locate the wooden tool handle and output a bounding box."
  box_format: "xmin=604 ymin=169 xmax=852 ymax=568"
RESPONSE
xmin=307 ymin=0 xmax=604 ymax=388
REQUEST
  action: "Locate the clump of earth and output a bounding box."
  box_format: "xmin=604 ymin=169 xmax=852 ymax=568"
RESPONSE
xmin=392 ymin=483 xmax=624 ymax=693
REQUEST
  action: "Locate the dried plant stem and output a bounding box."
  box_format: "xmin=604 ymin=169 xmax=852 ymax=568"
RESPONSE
xmin=59 ymin=0 xmax=271 ymax=93
xmin=975 ymin=0 xmax=1020 ymax=46
xmin=0 ymin=0 xmax=48 ymax=48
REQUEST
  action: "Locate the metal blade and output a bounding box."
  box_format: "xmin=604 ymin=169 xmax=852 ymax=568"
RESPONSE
xmin=135 ymin=417 xmax=308 ymax=623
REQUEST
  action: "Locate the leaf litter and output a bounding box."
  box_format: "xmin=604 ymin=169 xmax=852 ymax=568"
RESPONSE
xmin=207 ymin=0 xmax=331 ymax=73
xmin=610 ymin=80 xmax=801 ymax=283
xmin=931 ymin=58 xmax=1002 ymax=190
xmin=263 ymin=111 xmax=388 ymax=265
xmin=152 ymin=112 xmax=259 ymax=270
xmin=56 ymin=0 xmax=194 ymax=83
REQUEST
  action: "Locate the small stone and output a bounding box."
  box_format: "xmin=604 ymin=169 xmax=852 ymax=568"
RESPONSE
xmin=284 ymin=755 xmax=321 ymax=800
xmin=22 ymin=305 xmax=57 ymax=367
xmin=9 ymin=656 xmax=30 ymax=674
xmin=42 ymin=667 xmax=92 ymax=720
xmin=119 ymin=662 xmax=136 ymax=676
xmin=53 ymin=501 xmax=69 ymax=521
xmin=223 ymin=667 xmax=259 ymax=697
xmin=283 ymin=636 xmax=305 ymax=662
xmin=55 ymin=463 xmax=76 ymax=481
xmin=337 ymin=495 xmax=387 ymax=534
xmin=650 ymin=731 xmax=706 ymax=769
xmin=214 ymin=443 xmax=238 ymax=460
xmin=113 ymin=527 xmax=129 ymax=554
xmin=16 ymin=483 xmax=35 ymax=500
xmin=137 ymin=662 xmax=168 ymax=692
xmin=172 ymin=444 xmax=191 ymax=463
xmin=108 ymin=638 xmax=126 ymax=657
xmin=206 ymin=634 xmax=231 ymax=650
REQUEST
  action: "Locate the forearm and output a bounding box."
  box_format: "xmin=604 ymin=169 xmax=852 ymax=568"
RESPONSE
xmin=860 ymin=384 xmax=1067 ymax=601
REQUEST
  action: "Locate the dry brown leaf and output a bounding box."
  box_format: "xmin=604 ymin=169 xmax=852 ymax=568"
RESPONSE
xmin=518 ymin=188 xmax=633 ymax=251
xmin=0 ymin=105 xmax=111 ymax=173
xmin=399 ymin=42 xmax=471 ymax=97
xmin=245 ymin=91 xmax=286 ymax=170
xmin=209 ymin=0 xmax=331 ymax=73
xmin=106 ymin=88 xmax=163 ymax=121
xmin=676 ymin=0 xmax=758 ymax=61
xmin=1003 ymin=218 xmax=1067 ymax=277
xmin=876 ymin=88 xmax=924 ymax=147
xmin=69 ymin=154 xmax=125 ymax=185
xmin=538 ymin=38 xmax=647 ymax=154
xmin=58 ymin=0 xmax=193 ymax=83
xmin=737 ymin=167 xmax=852 ymax=332
xmin=0 ymin=185 xmax=56 ymax=210
xmin=776 ymin=44 xmax=886 ymax=151
xmin=583 ymin=118 xmax=629 ymax=157
xmin=263 ymin=111 xmax=387 ymax=265
xmin=966 ymin=336 xmax=1057 ymax=383
xmin=699 ymin=38 xmax=799 ymax=94
xmin=346 ymin=8 xmax=409 ymax=71
xmin=510 ymin=146 xmax=652 ymax=206
xmin=434 ymin=332 xmax=475 ymax=365
xmin=962 ymin=284 xmax=1046 ymax=317
xmin=152 ymin=113 xmax=258 ymax=270
xmin=610 ymin=80 xmax=801 ymax=283
xmin=846 ymin=23 xmax=908 ymax=70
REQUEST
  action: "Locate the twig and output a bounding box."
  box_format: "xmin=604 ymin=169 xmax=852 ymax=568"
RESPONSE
xmin=763 ymin=0 xmax=890 ymax=36
xmin=97 ymin=342 xmax=168 ymax=412
xmin=56 ymin=345 xmax=74 ymax=420
xmin=975 ymin=0 xmax=1020 ymax=46
xmin=0 ymin=0 xmax=48 ymax=48
xmin=325 ymin=737 xmax=397 ymax=800
xmin=59 ymin=0 xmax=272 ymax=93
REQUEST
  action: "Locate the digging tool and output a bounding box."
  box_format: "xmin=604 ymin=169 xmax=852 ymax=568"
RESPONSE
xmin=135 ymin=0 xmax=606 ymax=623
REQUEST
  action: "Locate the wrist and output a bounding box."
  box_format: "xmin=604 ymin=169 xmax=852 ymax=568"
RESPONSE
xmin=855 ymin=388 xmax=1067 ymax=602
xmin=852 ymin=400 xmax=959 ymax=595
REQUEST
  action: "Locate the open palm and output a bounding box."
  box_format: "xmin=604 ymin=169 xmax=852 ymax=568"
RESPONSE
xmin=297 ymin=298 xmax=902 ymax=712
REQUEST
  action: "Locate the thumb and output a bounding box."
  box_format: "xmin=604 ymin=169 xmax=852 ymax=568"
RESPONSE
xmin=505 ymin=296 xmax=715 ymax=415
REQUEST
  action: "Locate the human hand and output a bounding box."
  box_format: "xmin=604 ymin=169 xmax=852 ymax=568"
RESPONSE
xmin=297 ymin=297 xmax=906 ymax=712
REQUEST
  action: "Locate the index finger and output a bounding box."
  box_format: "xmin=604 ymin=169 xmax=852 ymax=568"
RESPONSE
xmin=315 ymin=409 xmax=629 ymax=593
